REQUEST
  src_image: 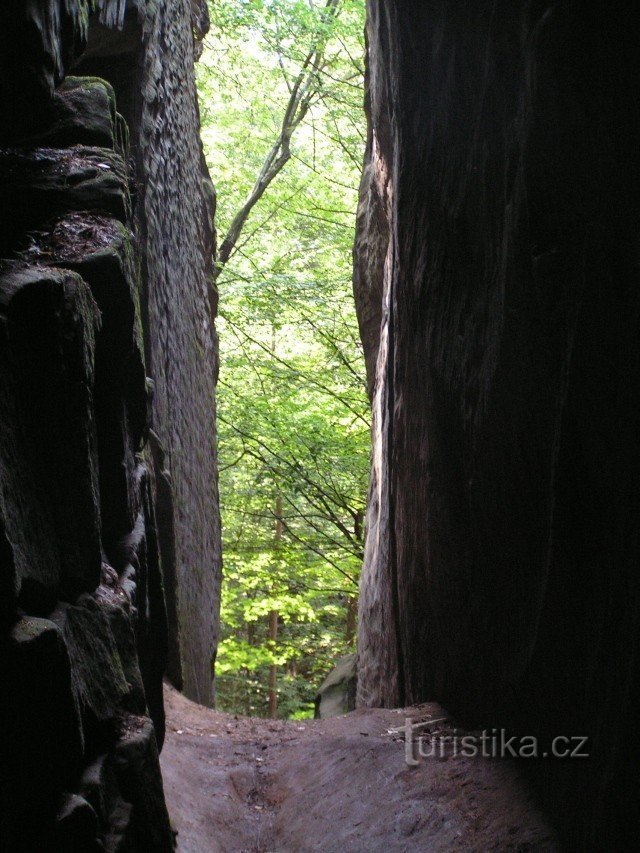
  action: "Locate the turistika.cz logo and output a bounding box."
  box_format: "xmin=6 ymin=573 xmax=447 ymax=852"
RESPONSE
xmin=397 ymin=718 xmax=589 ymax=765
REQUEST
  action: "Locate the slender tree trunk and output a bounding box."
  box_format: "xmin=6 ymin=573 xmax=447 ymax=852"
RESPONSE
xmin=247 ymin=611 xmax=257 ymax=716
xmin=345 ymin=508 xmax=362 ymax=643
xmin=268 ymin=491 xmax=283 ymax=718
xmin=345 ymin=595 xmax=357 ymax=644
xmin=267 ymin=608 xmax=279 ymax=718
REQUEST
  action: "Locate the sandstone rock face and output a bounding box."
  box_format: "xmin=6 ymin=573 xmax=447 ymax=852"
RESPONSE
xmin=75 ymin=0 xmax=222 ymax=707
xmin=355 ymin=3 xmax=640 ymax=848
xmin=0 ymin=0 xmax=218 ymax=846
xmin=132 ymin=0 xmax=221 ymax=707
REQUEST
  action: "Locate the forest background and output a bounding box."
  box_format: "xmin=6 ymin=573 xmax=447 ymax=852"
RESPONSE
xmin=197 ymin=0 xmax=368 ymax=718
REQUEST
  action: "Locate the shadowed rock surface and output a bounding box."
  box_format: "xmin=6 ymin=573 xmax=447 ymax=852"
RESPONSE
xmin=0 ymin=0 xmax=219 ymax=847
xmin=73 ymin=0 xmax=222 ymax=706
xmin=354 ymin=2 xmax=640 ymax=848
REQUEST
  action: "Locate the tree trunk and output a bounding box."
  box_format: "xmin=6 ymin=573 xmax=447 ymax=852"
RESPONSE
xmin=345 ymin=595 xmax=357 ymax=644
xmin=268 ymin=492 xmax=283 ymax=719
xmin=267 ymin=608 xmax=279 ymax=718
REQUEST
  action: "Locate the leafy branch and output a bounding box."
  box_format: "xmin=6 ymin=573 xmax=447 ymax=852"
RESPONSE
xmin=213 ymin=0 xmax=342 ymax=280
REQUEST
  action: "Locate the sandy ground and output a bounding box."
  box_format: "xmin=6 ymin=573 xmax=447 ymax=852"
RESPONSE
xmin=160 ymin=683 xmax=557 ymax=852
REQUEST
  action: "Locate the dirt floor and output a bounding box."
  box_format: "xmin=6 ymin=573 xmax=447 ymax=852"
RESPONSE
xmin=160 ymin=683 xmax=557 ymax=852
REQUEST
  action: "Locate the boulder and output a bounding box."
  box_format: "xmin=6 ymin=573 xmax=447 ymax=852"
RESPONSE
xmin=102 ymin=599 xmax=148 ymax=717
xmin=55 ymin=598 xmax=129 ymax=728
xmin=0 ymin=146 xmax=130 ymax=256
xmin=314 ymin=654 xmax=357 ymax=719
xmin=0 ymin=263 xmax=102 ymax=600
xmin=78 ymin=753 xmax=122 ymax=832
xmin=23 ymin=213 xmax=148 ymax=545
xmin=54 ymin=794 xmax=101 ymax=853
xmin=41 ymin=76 xmax=127 ymax=153
xmin=113 ymin=717 xmax=174 ymax=852
xmin=0 ymin=618 xmax=83 ymax=849
xmin=0 ymin=325 xmax=61 ymax=614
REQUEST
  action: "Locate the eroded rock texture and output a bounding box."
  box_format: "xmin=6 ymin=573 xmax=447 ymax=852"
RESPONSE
xmin=70 ymin=0 xmax=221 ymax=706
xmin=355 ymin=3 xmax=640 ymax=848
xmin=0 ymin=0 xmax=219 ymax=846
xmin=132 ymin=0 xmax=220 ymax=706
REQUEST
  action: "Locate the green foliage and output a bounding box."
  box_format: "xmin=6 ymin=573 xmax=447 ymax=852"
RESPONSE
xmin=199 ymin=0 xmax=367 ymax=718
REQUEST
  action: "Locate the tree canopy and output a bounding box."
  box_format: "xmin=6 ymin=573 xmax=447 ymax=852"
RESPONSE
xmin=198 ymin=0 xmax=367 ymax=717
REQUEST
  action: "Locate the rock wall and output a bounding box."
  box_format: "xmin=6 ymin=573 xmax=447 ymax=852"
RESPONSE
xmin=0 ymin=0 xmax=219 ymax=846
xmin=74 ymin=0 xmax=221 ymax=706
xmin=355 ymin=2 xmax=640 ymax=848
xmin=133 ymin=0 xmax=221 ymax=707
